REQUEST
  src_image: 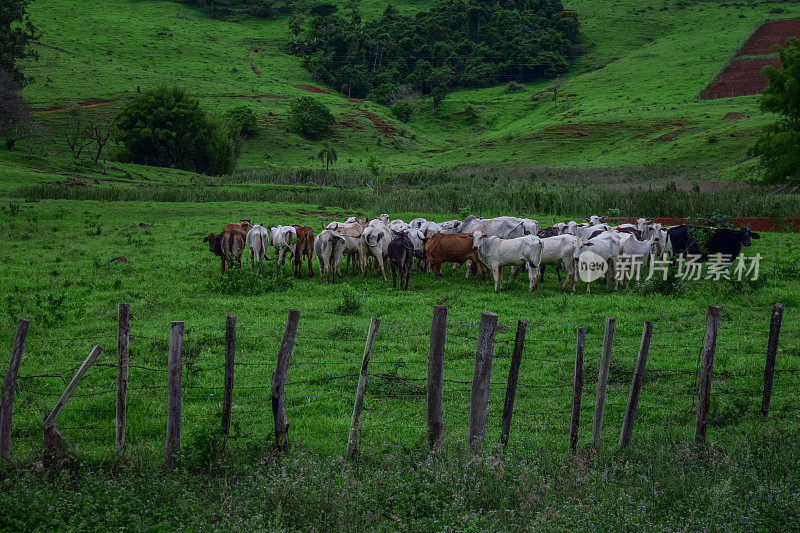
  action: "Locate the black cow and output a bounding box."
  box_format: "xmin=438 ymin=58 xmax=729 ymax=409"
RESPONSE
xmin=666 ymin=225 xmax=760 ymax=261
xmin=388 ymin=233 xmax=414 ymax=291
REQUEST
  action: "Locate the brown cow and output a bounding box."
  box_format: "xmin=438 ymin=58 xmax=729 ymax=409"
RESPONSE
xmin=290 ymin=225 xmax=314 ymax=278
xmin=203 ymin=229 xmax=245 ymax=274
xmin=423 ymin=233 xmax=482 ymax=278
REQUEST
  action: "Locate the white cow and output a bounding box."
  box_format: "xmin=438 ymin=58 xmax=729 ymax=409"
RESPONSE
xmin=438 ymin=220 xmax=462 ymax=234
xmin=269 ymin=225 xmax=297 ymax=265
xmin=461 ymin=215 xmax=538 ymax=239
xmin=314 ymin=229 xmax=346 ymax=282
xmin=389 ymin=219 xmax=410 ymax=236
xmin=472 ymin=231 xmax=543 ymax=292
xmin=538 ymin=234 xmax=579 ymax=289
xmin=360 ymin=223 xmax=392 ymax=280
xmin=616 ymin=233 xmax=653 ymax=289
xmin=571 ymin=233 xmax=621 ymax=294
xmin=419 ymin=220 xmax=442 ymax=239
xmin=245 ymin=224 xmax=271 ymax=270
xmin=409 ymin=218 xmax=427 ymax=230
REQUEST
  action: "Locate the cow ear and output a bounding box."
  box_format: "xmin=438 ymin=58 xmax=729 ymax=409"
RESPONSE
xmin=751 ymin=232 xmax=761 ymax=239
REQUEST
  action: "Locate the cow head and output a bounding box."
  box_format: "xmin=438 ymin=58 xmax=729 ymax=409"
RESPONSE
xmin=472 ymin=231 xmax=487 ymax=250
xmin=740 ymin=226 xmax=761 ymax=247
xmin=203 ymin=233 xmax=223 ymax=256
xmin=239 ymin=219 xmax=253 ymax=232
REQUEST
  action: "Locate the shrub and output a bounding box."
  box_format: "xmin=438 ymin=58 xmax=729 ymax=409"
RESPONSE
xmin=391 ymin=101 xmax=413 ymax=123
xmin=462 ymin=105 xmax=478 ymax=123
xmin=114 ymin=86 xmax=235 ymax=175
xmin=505 ymin=81 xmax=526 ymax=93
xmin=335 ymin=285 xmax=361 ymax=315
xmin=225 ymin=105 xmax=259 ymax=136
xmin=706 ymin=211 xmax=733 ymax=228
xmin=288 ymin=96 xmax=335 ymax=140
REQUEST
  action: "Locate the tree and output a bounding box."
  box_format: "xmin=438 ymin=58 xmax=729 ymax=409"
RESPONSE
xmin=0 ymin=69 xmax=30 ymax=148
xmin=288 ymin=96 xmax=335 ymax=140
xmin=115 ymin=86 xmax=235 ymax=175
xmin=751 ymin=38 xmax=800 ymax=184
xmin=317 ymin=142 xmax=337 ymax=170
xmin=1 ymin=0 xmax=38 ymax=85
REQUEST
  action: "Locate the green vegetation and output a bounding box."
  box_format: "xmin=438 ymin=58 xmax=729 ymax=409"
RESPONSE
xmin=3 ymin=436 xmax=800 ymax=530
xmin=0 ymin=0 xmax=37 ymax=84
xmin=115 ymin=86 xmax=235 ymax=175
xmin=292 ymin=0 xmax=579 ymax=99
xmin=288 ymin=95 xmax=335 ymax=139
xmin=178 ymin=0 xmax=297 ymax=20
xmin=224 ymin=104 xmax=259 ymax=136
xmin=752 ymin=37 xmax=800 ymax=184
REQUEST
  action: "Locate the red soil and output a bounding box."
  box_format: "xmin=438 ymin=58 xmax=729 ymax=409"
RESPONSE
xmin=251 ymin=65 xmax=261 ymax=76
xmin=699 ymin=58 xmax=779 ymax=99
xmin=651 ymin=128 xmax=688 ymax=143
xmin=336 ymin=121 xmax=363 ymax=130
xmin=737 ymin=18 xmax=800 ymax=56
xmin=723 ymin=112 xmax=743 ymax=120
xmin=296 ymin=84 xmax=330 ymax=94
xmin=362 ymin=111 xmax=397 ymax=135
xmin=35 ymin=99 xmax=117 ymax=113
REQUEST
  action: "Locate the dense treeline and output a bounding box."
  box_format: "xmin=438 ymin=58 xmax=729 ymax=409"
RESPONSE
xmin=290 ymin=0 xmax=580 ymax=101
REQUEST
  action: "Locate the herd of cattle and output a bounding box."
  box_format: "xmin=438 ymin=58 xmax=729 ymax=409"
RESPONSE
xmin=203 ymin=215 xmax=761 ymax=293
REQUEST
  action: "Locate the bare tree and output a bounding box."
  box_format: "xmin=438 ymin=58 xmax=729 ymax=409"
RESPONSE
xmin=88 ymin=123 xmax=111 ymax=163
xmin=63 ymin=106 xmax=94 ymax=159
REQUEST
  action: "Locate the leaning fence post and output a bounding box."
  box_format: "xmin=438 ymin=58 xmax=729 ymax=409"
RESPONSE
xmin=694 ymin=306 xmax=720 ymax=446
xmin=427 ymin=305 xmax=447 ymax=449
xmin=761 ymin=303 xmax=783 ymax=417
xmin=618 ymin=321 xmax=653 ymax=448
xmin=272 ymin=310 xmax=299 ymax=450
xmin=115 ymin=303 xmax=130 ymax=454
xmin=222 ymin=315 xmax=237 ymax=436
xmin=0 ymin=318 xmax=30 ymax=459
xmin=43 ymin=344 xmax=103 ymax=454
xmin=591 ymin=317 xmax=615 ymax=447
xmin=164 ymin=321 xmax=183 ymax=469
xmin=346 ymin=317 xmax=380 ymax=460
xmin=568 ymin=327 xmax=586 ymax=455
xmin=468 ymin=311 xmax=498 ymax=454
xmin=501 ymin=320 xmax=526 ymax=448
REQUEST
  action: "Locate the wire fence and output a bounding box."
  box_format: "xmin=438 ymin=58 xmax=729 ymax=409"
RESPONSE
xmin=1 ymin=303 xmax=797 ymax=460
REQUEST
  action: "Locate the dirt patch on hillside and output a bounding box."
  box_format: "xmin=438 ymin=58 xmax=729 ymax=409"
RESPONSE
xmin=723 ymin=112 xmax=743 ymax=120
xmin=251 ymin=65 xmax=261 ymax=76
xmin=699 ymin=58 xmax=779 ymax=99
xmin=35 ymin=99 xmax=118 ymax=114
xmin=737 ymin=18 xmax=800 ymax=56
xmin=296 ymin=84 xmax=329 ymax=94
xmin=362 ymin=111 xmax=396 ymax=135
xmin=336 ymin=121 xmax=364 ymax=131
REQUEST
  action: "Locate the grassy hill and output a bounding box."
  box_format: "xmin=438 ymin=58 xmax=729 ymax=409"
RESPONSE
xmin=10 ymin=0 xmax=800 ymax=175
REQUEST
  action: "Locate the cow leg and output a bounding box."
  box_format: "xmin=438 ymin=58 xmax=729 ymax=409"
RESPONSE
xmin=308 ymin=249 xmax=314 ymax=278
xmin=391 ymin=261 xmax=398 ymax=288
xmin=378 ymin=256 xmax=387 ymax=282
xmin=220 ymin=255 xmax=226 ymax=274
xmin=433 ymin=262 xmax=441 ymax=278
xmin=493 ymin=267 xmax=501 ymax=292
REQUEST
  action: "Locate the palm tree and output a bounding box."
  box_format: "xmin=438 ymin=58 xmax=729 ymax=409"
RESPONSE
xmin=317 ymin=142 xmax=337 ymax=171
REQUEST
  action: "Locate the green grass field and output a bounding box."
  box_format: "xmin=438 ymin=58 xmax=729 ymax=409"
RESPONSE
xmin=8 ymin=0 xmax=800 ymax=174
xmin=1 ymin=199 xmax=797 ymax=463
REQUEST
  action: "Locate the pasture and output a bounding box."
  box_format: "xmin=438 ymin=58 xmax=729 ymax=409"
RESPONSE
xmin=1 ymin=198 xmax=798 ymax=465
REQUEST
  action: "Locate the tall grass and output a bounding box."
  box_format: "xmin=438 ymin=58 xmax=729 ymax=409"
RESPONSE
xmin=11 ymin=166 xmax=800 ymax=217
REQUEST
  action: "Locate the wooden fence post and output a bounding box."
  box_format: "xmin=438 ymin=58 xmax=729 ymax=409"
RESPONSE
xmin=0 ymin=318 xmax=30 ymax=459
xmin=761 ymin=303 xmax=783 ymax=417
xmin=500 ymin=320 xmax=526 ymax=448
xmin=346 ymin=317 xmax=380 ymax=460
xmin=427 ymin=305 xmax=447 ymax=449
xmin=164 ymin=321 xmax=183 ymax=469
xmin=618 ymin=321 xmax=653 ymax=448
xmin=272 ymin=310 xmax=299 ymax=450
xmin=694 ymin=306 xmax=720 ymax=446
xmin=468 ymin=311 xmax=498 ymax=454
xmin=115 ymin=303 xmax=129 ymax=454
xmin=568 ymin=327 xmax=586 ymax=455
xmin=43 ymin=344 xmax=103 ymax=454
xmin=222 ymin=315 xmax=237 ymax=436
xmin=591 ymin=317 xmax=615 ymax=447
